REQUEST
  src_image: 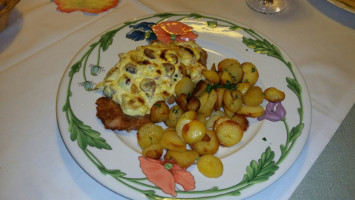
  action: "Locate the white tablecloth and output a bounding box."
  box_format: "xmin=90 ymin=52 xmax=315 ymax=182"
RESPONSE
xmin=0 ymin=0 xmax=354 ymax=199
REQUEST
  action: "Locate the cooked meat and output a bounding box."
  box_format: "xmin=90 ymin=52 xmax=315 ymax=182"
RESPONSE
xmin=96 ymin=97 xmax=152 ymax=131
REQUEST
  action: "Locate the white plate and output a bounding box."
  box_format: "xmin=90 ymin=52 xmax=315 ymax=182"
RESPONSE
xmin=56 ymin=13 xmax=311 ymax=199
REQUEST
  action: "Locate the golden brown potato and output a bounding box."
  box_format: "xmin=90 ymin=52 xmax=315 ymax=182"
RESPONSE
xmin=164 ymin=117 xmax=175 ymax=128
xmin=231 ymin=114 xmax=249 ymax=131
xmin=150 ymin=101 xmax=169 ymax=123
xmin=217 ymin=58 xmax=240 ymax=72
xmin=176 ymin=93 xmax=189 ymax=112
xmin=197 ymin=154 xmax=223 ymax=178
xmin=182 ymin=120 xmax=207 ymax=144
xmin=142 ymin=144 xmax=164 ymax=159
xmin=206 ymin=115 xmax=223 ymax=130
xmin=137 ymin=123 xmax=164 ymax=149
xmin=241 ymin=62 xmax=259 ymax=85
xmin=198 ymin=90 xmax=217 ymax=116
xmin=264 ymin=87 xmax=285 ymax=102
xmin=190 ymin=130 xmax=219 ymax=155
xmin=175 ymin=77 xmax=195 ymax=96
xmin=197 ymin=113 xmax=207 ymax=125
xmin=202 ymin=70 xmax=220 ymax=84
xmin=192 ymin=80 xmax=207 ymax=97
xmin=187 ymin=96 xmax=201 ymax=112
xmin=215 ymin=120 xmax=243 ymax=147
xmin=238 ymin=105 xmax=264 ymax=118
xmin=211 ymin=63 xmax=217 ymax=71
xmin=242 ymin=86 xmax=265 ymax=106
xmin=159 ymin=129 xmax=186 ymax=151
xmin=215 ymin=87 xmax=226 ymax=110
xmin=219 ymin=70 xmax=233 ymax=85
xmin=223 ymin=107 xmax=235 ymax=118
xmin=212 ymin=116 xmax=230 ymax=132
xmin=176 ymin=111 xmax=198 ymax=140
xmin=223 ymin=90 xmax=242 ymax=113
xmin=211 ymin=110 xmax=226 ymax=116
xmin=168 ymin=150 xmax=199 ymax=168
xmin=225 ymin=62 xmax=244 ymax=84
xmin=164 ymin=105 xmax=184 ymax=128
xmin=236 ymin=82 xmax=251 ymax=95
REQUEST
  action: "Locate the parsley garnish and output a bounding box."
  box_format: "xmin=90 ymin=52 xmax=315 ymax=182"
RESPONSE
xmin=205 ymin=81 xmax=236 ymax=92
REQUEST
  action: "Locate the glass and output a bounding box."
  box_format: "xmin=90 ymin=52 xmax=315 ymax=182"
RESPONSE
xmin=246 ymin=0 xmax=286 ymax=14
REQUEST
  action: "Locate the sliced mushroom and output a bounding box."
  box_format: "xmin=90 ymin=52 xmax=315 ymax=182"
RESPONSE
xmin=163 ymin=63 xmax=175 ymax=77
xmin=144 ymin=48 xmax=156 ymax=59
xmin=125 ymin=63 xmax=137 ymax=74
xmin=179 ymin=63 xmax=188 ymax=77
xmin=167 ymin=53 xmax=179 ymax=64
xmin=140 ymin=78 xmax=156 ymax=93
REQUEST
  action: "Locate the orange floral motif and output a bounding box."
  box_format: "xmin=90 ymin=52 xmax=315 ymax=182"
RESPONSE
xmin=138 ymin=156 xmax=195 ymax=196
xmin=54 ymin=0 xmax=119 ymax=14
xmin=152 ymin=21 xmax=198 ymax=44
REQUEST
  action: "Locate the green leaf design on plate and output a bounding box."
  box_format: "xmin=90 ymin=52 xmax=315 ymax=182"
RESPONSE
xmin=242 ymin=37 xmax=283 ymax=59
xmin=207 ymin=20 xmax=218 ymax=28
xmin=240 ymin=147 xmax=279 ymax=185
xmin=286 ymin=77 xmax=302 ymax=96
xmin=61 ymin=13 xmax=307 ymax=199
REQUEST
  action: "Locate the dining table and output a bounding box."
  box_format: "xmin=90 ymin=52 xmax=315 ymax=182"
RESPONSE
xmin=0 ymin=0 xmax=354 ymax=199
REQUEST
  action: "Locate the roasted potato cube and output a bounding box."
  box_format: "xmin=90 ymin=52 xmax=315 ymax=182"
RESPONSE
xmin=137 ymin=123 xmax=164 ymax=149
xmin=182 ymin=120 xmax=207 ymax=144
xmin=159 ymin=129 xmax=186 ymax=151
xmin=175 ymin=77 xmax=195 ymax=96
xmin=176 ymin=93 xmax=189 ymax=112
xmin=150 ymin=101 xmax=169 ymax=123
xmin=187 ymin=96 xmax=201 ymax=112
xmin=264 ymin=87 xmax=285 ymax=102
xmin=239 ymin=105 xmax=264 ymax=118
xmin=168 ymin=150 xmax=199 ymax=168
xmin=190 ymin=130 xmax=219 ymax=155
xmin=197 ymin=154 xmax=223 ymax=178
xmin=243 ymin=86 xmax=265 ymax=106
xmin=142 ymin=144 xmax=164 ymax=159
xmin=215 ymin=120 xmax=243 ymax=147
xmin=241 ymin=62 xmax=259 ymax=85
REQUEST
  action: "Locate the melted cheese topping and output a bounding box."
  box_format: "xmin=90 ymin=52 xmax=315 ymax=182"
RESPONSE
xmin=98 ymin=41 xmax=207 ymax=116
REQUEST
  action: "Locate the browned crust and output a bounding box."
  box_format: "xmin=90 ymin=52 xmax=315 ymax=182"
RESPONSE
xmin=96 ymin=97 xmax=152 ymax=131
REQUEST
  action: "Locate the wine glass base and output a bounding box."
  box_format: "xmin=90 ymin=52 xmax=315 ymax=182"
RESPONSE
xmin=246 ymin=0 xmax=286 ymax=14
